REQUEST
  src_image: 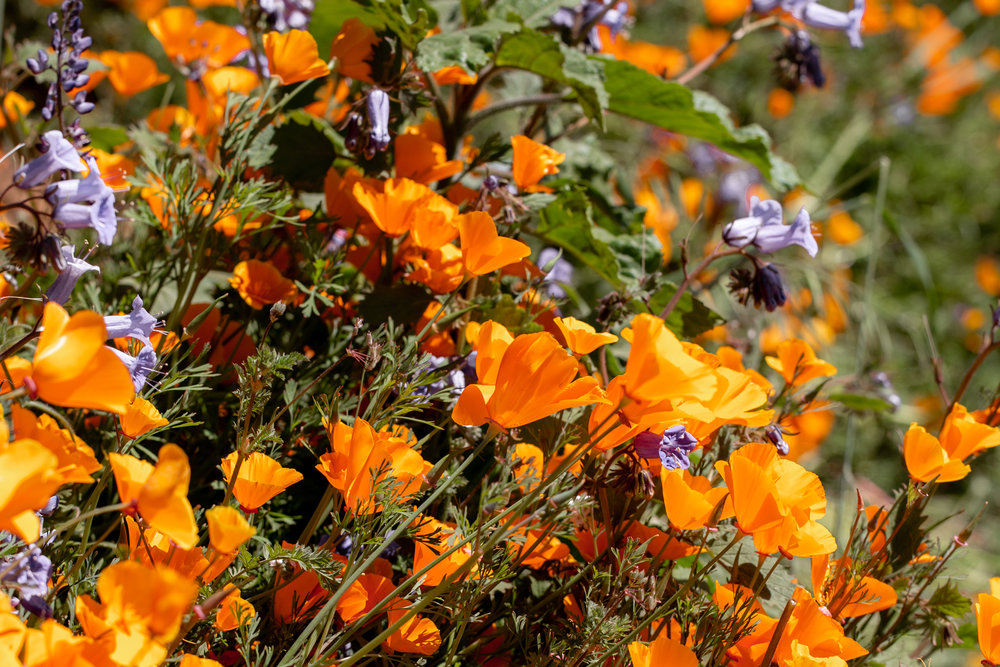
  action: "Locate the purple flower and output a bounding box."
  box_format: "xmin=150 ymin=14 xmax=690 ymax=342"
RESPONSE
xmin=753 ymin=0 xmax=865 ymax=48
xmin=751 ymin=263 xmax=787 ymax=311
xmin=49 ymin=157 xmax=118 ymax=245
xmin=110 ymin=345 xmax=157 ymax=391
xmin=2 ymin=544 xmax=53 ymax=618
xmin=722 ymin=196 xmax=817 ymax=257
xmin=259 ymin=0 xmax=315 ymax=31
xmin=765 ymin=424 xmax=790 ymax=456
xmin=551 ymin=0 xmax=630 ymax=52
xmin=633 ymin=425 xmax=699 ymax=470
xmin=366 ymin=87 xmax=391 ymax=153
xmin=14 ymin=130 xmax=85 ymax=188
xmin=45 ymin=244 xmax=99 ymax=305
xmin=103 ymin=296 xmax=158 ymax=347
xmin=539 ymin=247 xmax=574 ymax=299
xmin=45 ymin=156 xmax=112 ymax=207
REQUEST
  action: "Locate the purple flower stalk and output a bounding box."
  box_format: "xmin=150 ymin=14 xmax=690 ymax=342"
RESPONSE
xmin=633 ymin=425 xmax=699 ymax=470
xmin=45 ymin=244 xmax=99 ymax=305
xmin=723 ymin=196 xmax=818 ymax=257
xmin=14 ymin=130 xmax=85 ymax=188
xmin=2 ymin=544 xmax=53 ymax=618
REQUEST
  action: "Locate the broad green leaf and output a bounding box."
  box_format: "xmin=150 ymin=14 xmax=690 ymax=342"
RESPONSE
xmin=415 ymin=20 xmax=520 ymax=76
xmin=494 ymin=0 xmax=570 ymax=27
xmin=365 ymin=0 xmax=438 ymax=51
xmin=266 ymin=111 xmax=342 ymax=191
xmin=87 ymin=126 xmax=129 ymax=152
xmin=646 ymin=283 xmax=725 ymax=338
xmin=597 ymin=57 xmax=799 ymax=190
xmin=535 ymin=187 xmax=622 ymax=287
xmin=592 ymin=226 xmax=662 ymax=285
xmin=495 ymin=29 xmax=608 ymax=128
xmin=358 ymin=284 xmax=433 ymax=327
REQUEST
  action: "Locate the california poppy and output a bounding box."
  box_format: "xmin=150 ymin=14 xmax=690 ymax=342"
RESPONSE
xmin=263 ymin=30 xmax=330 ymax=85
xmin=221 ymin=451 xmax=303 ymax=512
xmin=98 ymin=50 xmax=169 ymax=96
xmin=214 ymin=589 xmax=255 ymax=632
xmin=0 ymin=440 xmax=63 ymax=543
xmin=628 ymin=633 xmax=699 ymax=667
xmin=22 ymin=302 xmax=135 ymax=414
xmin=457 ymin=211 xmax=531 ymax=276
xmin=10 ymin=403 xmax=101 ymax=484
xmin=206 ymin=505 xmax=257 ymax=554
xmin=902 ymin=423 xmax=971 ymax=483
xmin=229 ymin=260 xmax=298 ymax=309
xmin=329 ymin=17 xmax=378 ymax=82
xmin=119 ymin=397 xmax=169 ymax=439
xmin=395 ymin=132 xmax=463 ymax=184
xmin=765 ymin=338 xmax=837 ymax=387
xmin=553 ymin=316 xmax=618 ymax=355
xmin=977 ymin=577 xmax=1000 ymax=665
xmin=511 ymin=135 xmax=564 ymax=192
xmin=811 ymin=554 xmax=897 ymax=618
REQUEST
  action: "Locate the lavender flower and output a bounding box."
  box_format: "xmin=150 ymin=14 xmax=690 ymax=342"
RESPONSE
xmin=110 ymin=345 xmax=157 ymax=391
xmin=366 ymin=87 xmax=391 ymax=154
xmin=45 ymin=244 xmax=99 ymax=304
xmin=723 ymin=196 xmax=817 ymax=257
xmin=31 ymin=0 xmax=96 ymax=129
xmin=538 ymin=247 xmax=574 ymax=299
xmin=2 ymin=544 xmax=53 ymax=618
xmin=633 ymin=425 xmax=699 ymax=470
xmin=14 ymin=130 xmax=85 ymax=188
xmin=551 ymin=0 xmax=631 ymax=52
xmin=753 ymin=0 xmax=865 ymax=48
xmin=765 ymin=424 xmax=790 ymax=456
xmin=49 ymin=157 xmax=118 ymax=245
xmin=103 ymin=296 xmax=158 ymax=347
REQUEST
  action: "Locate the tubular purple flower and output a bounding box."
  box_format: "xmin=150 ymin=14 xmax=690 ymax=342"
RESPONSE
xmin=2 ymin=544 xmax=53 ymax=618
xmin=45 ymin=244 xmax=99 ymax=305
xmin=799 ymin=0 xmax=865 ymax=48
xmin=52 ymin=191 xmax=118 ymax=245
xmin=103 ymin=296 xmax=158 ymax=347
xmin=14 ymin=130 xmax=85 ymax=188
xmin=366 ymin=87 xmax=391 ymax=152
xmin=110 ymin=345 xmax=157 ymax=391
xmin=46 ymin=156 xmax=111 ymax=207
xmin=723 ymin=196 xmax=817 ymax=257
xmin=633 ymin=424 xmax=699 ymax=470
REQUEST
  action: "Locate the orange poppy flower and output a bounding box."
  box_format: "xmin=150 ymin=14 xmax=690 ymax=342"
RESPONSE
xmin=411 ymin=515 xmax=477 ymax=586
xmin=214 ymin=589 xmax=255 ymax=632
xmin=395 ymin=132 xmax=463 ymax=184
xmin=352 ymin=177 xmax=429 ymax=237
xmin=384 ymin=608 xmax=442 ymax=655
xmin=337 ymin=571 xmax=396 ymax=623
xmin=511 ymin=443 xmax=544 ymax=493
xmin=123 ymin=516 xmax=234 ymax=583
xmin=88 ymin=147 xmax=135 ymax=192
xmin=628 ymin=632 xmax=699 ymax=667
xmin=221 ymin=451 xmax=303 ymax=512
xmin=433 ymin=65 xmax=478 ymax=85
xmin=716 ymin=442 xmax=836 ymax=557
xmin=553 ymin=316 xmax=618 ymax=355
xmin=507 ymin=525 xmax=573 ymax=569
xmin=902 ymin=423 xmax=971 ymax=483
xmin=229 ymin=259 xmax=298 ymax=309
xmin=22 ymin=302 xmax=135 ymax=414
xmin=147 ymin=7 xmax=249 ymax=68
xmin=452 ymin=331 xmax=608 ymax=429
xmin=329 ymin=17 xmax=378 ymax=82
xmin=661 ymin=468 xmax=732 ymax=531
xmin=109 ymin=444 xmax=199 ymax=549
xmin=0 ymin=440 xmax=62 ymax=543
xmin=180 ymin=656 xmax=225 ymax=667
xmin=9 ymin=403 xmax=100 ymax=484
xmin=772 ymin=588 xmax=868 ymax=664
xmin=0 ymin=91 xmax=33 ymax=129
xmin=620 ymin=313 xmax=718 ymax=405
xmin=601 ymin=32 xmax=688 ymax=78
xmin=457 ymin=211 xmax=531 ymax=275
xmin=316 ymin=418 xmax=430 ymax=513
xmin=264 ymin=30 xmax=331 ymax=85
xmin=811 ymin=554 xmax=897 ymax=618
xmin=98 ymin=50 xmax=169 ymax=96
xmin=76 ymin=560 xmax=198 ymax=646
xmin=511 ymin=135 xmax=564 ymax=192
xmin=703 ymin=0 xmax=750 ymax=23
xmin=119 ymin=397 xmax=169 ymax=439
xmin=939 ymin=403 xmax=1000 ymax=461
xmin=206 ymin=505 xmax=257 ymax=554
xmin=687 ymin=25 xmax=736 ymax=65
xmin=977 ymin=577 xmax=1000 ymax=664
xmin=781 ymin=403 xmax=836 ymax=460
xmin=765 ymin=338 xmax=837 ymax=387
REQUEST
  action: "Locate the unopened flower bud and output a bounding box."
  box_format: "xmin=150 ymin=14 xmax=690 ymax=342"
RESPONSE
xmin=270 ymin=301 xmax=286 ymax=321
xmin=365 ymin=87 xmax=390 ymax=152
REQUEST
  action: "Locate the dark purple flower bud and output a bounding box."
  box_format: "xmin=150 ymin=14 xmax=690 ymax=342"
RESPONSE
xmin=765 ymin=424 xmax=790 ymax=456
xmin=70 ymin=58 xmax=89 ymax=73
xmin=39 ymin=495 xmax=59 ymax=516
xmin=365 ymin=87 xmax=391 ymax=152
xmin=751 ymin=263 xmax=787 ymax=312
xmin=74 ymin=35 xmax=93 ymax=52
xmin=633 ymin=424 xmax=699 ymax=470
xmin=342 ymin=112 xmax=363 ymax=152
xmin=71 ymin=91 xmax=94 ymax=114
xmin=482 ymin=174 xmax=500 ymax=191
xmin=14 ymin=130 xmax=86 ymax=188
xmin=48 ymin=12 xmax=59 ymax=28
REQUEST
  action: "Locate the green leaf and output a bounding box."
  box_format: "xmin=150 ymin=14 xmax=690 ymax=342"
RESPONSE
xmin=493 ymin=0 xmax=569 ymax=27
xmin=365 ymin=0 xmax=438 ymax=51
xmin=86 ymin=127 xmax=129 ymax=152
xmin=928 ymin=581 xmax=971 ymax=619
xmin=597 ymin=57 xmax=799 ymax=190
xmin=265 ymin=111 xmax=342 ymax=191
xmin=535 ymin=187 xmax=622 ymax=288
xmin=358 ymin=284 xmax=434 ymax=327
xmin=646 ymin=283 xmax=725 ymax=338
xmin=828 ymin=392 xmax=894 ymax=413
xmin=591 ymin=226 xmax=662 ymax=285
xmin=494 ymin=29 xmax=608 ymax=128
xmin=415 ymin=20 xmax=520 ymax=76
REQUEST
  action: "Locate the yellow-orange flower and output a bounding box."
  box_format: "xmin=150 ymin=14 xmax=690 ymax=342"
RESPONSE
xmin=264 ymin=30 xmax=330 ymax=85
xmin=765 ymin=338 xmax=837 ymax=387
xmin=628 ymin=632 xmax=698 ymax=667
xmin=661 ymin=468 xmax=732 ymax=531
xmin=0 ymin=440 xmax=63 ymax=543
xmin=23 ymin=302 xmax=135 ymax=414
xmin=511 ymin=135 xmax=564 ymax=192
xmin=0 ymin=91 xmax=33 ymax=128
xmin=811 ymin=554 xmax=897 ymax=619
xmin=316 ymin=418 xmax=431 ymax=513
xmin=206 ymin=505 xmax=257 ymax=553
xmin=395 ymin=131 xmax=463 ymax=184
xmin=10 ymin=403 xmax=100 ymax=484
xmin=120 ymin=397 xmax=169 ymax=438
xmin=109 ymin=444 xmax=199 ymax=549
xmin=977 ymin=577 xmax=1000 ymax=664
xmin=98 ymin=50 xmax=169 ymax=95
xmin=384 ymin=608 xmax=442 ymax=655
xmin=452 ymin=330 xmax=608 ymax=429
xmin=458 ymin=211 xmax=531 ymax=276
xmin=903 ymin=423 xmax=971 ymax=483
xmin=329 ymin=17 xmax=378 ymax=82
xmin=554 ymin=316 xmax=618 ymax=355
xmin=214 ymin=589 xmax=255 ymax=632
xmin=229 ymin=259 xmax=298 ymax=309
xmin=221 ymin=451 xmax=303 ymax=512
